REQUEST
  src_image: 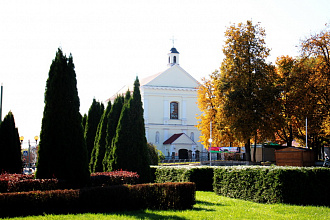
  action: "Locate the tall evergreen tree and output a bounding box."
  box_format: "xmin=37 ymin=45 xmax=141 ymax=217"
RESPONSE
xmin=36 ymin=48 xmax=89 ymax=186
xmin=109 ymin=77 xmax=151 ymax=183
xmin=90 ymin=101 xmax=111 ymax=172
xmin=82 ymin=113 xmax=88 ymax=132
xmin=103 ymin=95 xmax=124 ymax=171
xmin=0 ymin=111 xmax=21 ymax=173
xmin=84 ymin=98 xmax=104 ymax=161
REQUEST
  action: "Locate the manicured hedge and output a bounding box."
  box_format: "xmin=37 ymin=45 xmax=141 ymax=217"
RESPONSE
xmin=0 ymin=182 xmax=195 ymax=217
xmin=0 ymin=171 xmax=139 ymax=193
xmin=154 ymin=166 xmax=214 ymax=191
xmin=214 ymin=166 xmax=330 ymax=206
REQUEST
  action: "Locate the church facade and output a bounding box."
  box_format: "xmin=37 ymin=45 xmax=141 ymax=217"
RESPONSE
xmin=109 ymin=47 xmax=204 ymax=160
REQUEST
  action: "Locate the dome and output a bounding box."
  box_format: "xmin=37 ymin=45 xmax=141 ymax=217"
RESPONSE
xmin=170 ymin=47 xmax=179 ymax=54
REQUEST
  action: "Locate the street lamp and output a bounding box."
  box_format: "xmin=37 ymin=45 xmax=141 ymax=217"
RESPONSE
xmin=34 ymin=136 xmax=39 ymax=145
xmin=209 ymin=120 xmax=212 ymax=166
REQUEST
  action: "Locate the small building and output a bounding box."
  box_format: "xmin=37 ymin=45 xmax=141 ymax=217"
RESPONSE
xmin=275 ymin=147 xmax=314 ymax=167
xmin=250 ymin=144 xmax=280 ymax=162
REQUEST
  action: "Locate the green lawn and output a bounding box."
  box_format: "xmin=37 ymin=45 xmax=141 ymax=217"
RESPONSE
xmin=5 ymin=191 xmax=330 ymax=220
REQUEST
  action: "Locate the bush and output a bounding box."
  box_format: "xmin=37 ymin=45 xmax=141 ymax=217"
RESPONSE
xmin=0 ymin=182 xmax=196 ymax=217
xmin=213 ymin=166 xmax=330 ymax=206
xmin=90 ymin=171 xmax=139 ymax=186
xmin=154 ymin=166 xmax=214 ymax=191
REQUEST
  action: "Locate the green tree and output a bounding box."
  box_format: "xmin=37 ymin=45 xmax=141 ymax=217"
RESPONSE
xmin=90 ymin=101 xmax=111 ymax=173
xmin=109 ymin=77 xmax=151 ymax=182
xmin=82 ymin=113 xmax=87 ymax=132
xmin=0 ymin=111 xmax=21 ymax=173
xmin=36 ymin=48 xmax=89 ymax=186
xmin=84 ymin=98 xmax=104 ymax=161
xmin=218 ymin=20 xmax=279 ymax=161
xmin=103 ymin=95 xmax=124 ymax=171
xmin=147 ymin=143 xmax=161 ymax=165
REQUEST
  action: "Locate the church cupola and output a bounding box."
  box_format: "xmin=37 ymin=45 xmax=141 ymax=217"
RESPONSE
xmin=167 ymin=47 xmax=180 ymax=67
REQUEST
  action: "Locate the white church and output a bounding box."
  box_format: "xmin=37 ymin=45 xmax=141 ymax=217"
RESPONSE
xmin=108 ymin=47 xmax=204 ymax=160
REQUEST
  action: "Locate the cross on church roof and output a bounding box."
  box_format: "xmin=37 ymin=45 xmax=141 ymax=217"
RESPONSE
xmin=170 ymin=36 xmax=177 ymax=48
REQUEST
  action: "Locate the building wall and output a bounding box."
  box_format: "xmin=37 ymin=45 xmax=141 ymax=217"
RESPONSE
xmin=142 ymin=86 xmax=202 ymax=157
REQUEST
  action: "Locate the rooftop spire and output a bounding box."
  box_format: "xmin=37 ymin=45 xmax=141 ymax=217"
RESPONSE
xmin=170 ymin=36 xmax=177 ymax=48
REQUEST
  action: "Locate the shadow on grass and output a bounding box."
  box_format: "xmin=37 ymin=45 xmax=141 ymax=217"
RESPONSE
xmin=190 ymin=200 xmax=225 ymax=212
xmin=96 ymin=210 xmax=188 ymax=220
xmin=195 ymin=200 xmax=225 ymax=207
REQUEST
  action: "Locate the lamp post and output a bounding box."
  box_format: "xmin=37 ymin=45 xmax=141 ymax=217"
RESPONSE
xmin=20 ymin=136 xmax=24 ymax=146
xmin=34 ymin=136 xmax=39 ymax=145
xmin=208 ymin=120 xmax=212 ymax=166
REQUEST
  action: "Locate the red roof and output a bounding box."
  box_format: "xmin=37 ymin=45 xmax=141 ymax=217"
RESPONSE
xmin=163 ymin=133 xmax=184 ymax=145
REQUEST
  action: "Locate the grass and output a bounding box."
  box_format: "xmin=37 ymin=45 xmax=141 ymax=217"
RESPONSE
xmin=4 ymin=191 xmax=330 ymax=220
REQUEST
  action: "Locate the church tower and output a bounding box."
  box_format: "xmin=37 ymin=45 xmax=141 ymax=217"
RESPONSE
xmin=167 ymin=47 xmax=179 ymax=67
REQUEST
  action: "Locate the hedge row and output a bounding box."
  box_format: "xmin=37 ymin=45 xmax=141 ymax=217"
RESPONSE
xmin=0 ymin=171 xmax=139 ymax=193
xmin=0 ymin=182 xmax=195 ymax=217
xmin=154 ymin=166 xmax=214 ymax=191
xmin=214 ymin=166 xmax=330 ymax=206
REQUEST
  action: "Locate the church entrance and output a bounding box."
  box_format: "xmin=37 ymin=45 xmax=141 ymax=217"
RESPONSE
xmin=178 ymin=149 xmax=188 ymax=159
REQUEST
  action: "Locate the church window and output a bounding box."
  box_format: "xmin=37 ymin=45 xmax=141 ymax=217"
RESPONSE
xmin=169 ymin=57 xmax=170 ymax=64
xmin=170 ymin=102 xmax=178 ymax=119
xmin=190 ymin=132 xmax=194 ymax=141
xmin=174 ymin=56 xmax=176 ymax=63
xmin=155 ymin=131 xmax=160 ymax=144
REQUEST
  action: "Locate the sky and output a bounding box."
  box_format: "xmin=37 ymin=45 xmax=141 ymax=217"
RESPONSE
xmin=0 ymin=0 xmax=329 ymax=149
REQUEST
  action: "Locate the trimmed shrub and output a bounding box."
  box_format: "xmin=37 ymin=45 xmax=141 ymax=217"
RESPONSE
xmin=213 ymin=166 xmax=330 ymax=206
xmin=154 ymin=166 xmax=214 ymax=191
xmin=90 ymin=171 xmax=139 ymax=186
xmin=0 ymin=182 xmax=196 ymax=217
xmin=0 ymin=171 xmax=139 ymax=193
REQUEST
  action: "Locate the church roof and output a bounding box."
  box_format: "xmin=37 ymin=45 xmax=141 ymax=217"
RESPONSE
xmin=170 ymin=47 xmax=179 ymax=54
xmin=163 ymin=133 xmax=197 ymax=145
xmin=106 ymin=64 xmax=199 ymax=102
xmin=163 ymin=133 xmax=184 ymax=144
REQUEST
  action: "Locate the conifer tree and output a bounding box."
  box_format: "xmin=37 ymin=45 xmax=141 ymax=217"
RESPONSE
xmin=103 ymin=95 xmax=124 ymax=171
xmin=90 ymin=101 xmax=111 ymax=172
xmin=109 ymin=77 xmax=151 ymax=182
xmin=84 ymin=98 xmax=104 ymax=161
xmin=0 ymin=111 xmax=21 ymax=173
xmin=82 ymin=113 xmax=87 ymax=132
xmin=36 ymin=48 xmax=89 ymax=186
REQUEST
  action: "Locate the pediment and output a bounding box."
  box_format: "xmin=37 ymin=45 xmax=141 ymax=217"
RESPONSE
xmin=142 ymin=65 xmax=199 ymax=89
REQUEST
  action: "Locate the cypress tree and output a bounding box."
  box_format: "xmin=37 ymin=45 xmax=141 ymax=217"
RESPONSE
xmin=84 ymin=98 xmax=104 ymax=161
xmin=124 ymin=89 xmax=131 ymax=103
xmin=36 ymin=48 xmax=89 ymax=186
xmin=110 ymin=77 xmax=151 ymax=183
xmin=103 ymin=95 xmax=124 ymax=171
xmin=0 ymin=111 xmax=21 ymax=173
xmin=82 ymin=113 xmax=87 ymax=131
xmin=90 ymin=101 xmax=111 ymax=173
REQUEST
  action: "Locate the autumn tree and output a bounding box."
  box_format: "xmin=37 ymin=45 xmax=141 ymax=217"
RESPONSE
xmin=36 ymin=48 xmax=89 ymax=186
xmin=300 ymin=25 xmax=330 ymax=141
xmin=197 ymin=71 xmax=241 ymax=151
xmin=218 ymin=20 xmax=279 ymax=161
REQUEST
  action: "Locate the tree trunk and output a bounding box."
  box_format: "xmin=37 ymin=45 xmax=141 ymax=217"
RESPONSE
xmin=253 ymin=133 xmax=257 ymax=163
xmin=245 ymin=139 xmax=251 ymax=161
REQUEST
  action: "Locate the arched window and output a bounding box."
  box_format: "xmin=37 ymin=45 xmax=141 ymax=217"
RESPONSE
xmin=170 ymin=102 xmax=178 ymax=119
xmin=155 ymin=131 xmax=160 ymax=144
xmin=190 ymin=132 xmax=194 ymax=141
xmin=173 ymin=56 xmax=176 ymax=63
xmin=168 ymin=56 xmax=170 ymax=64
